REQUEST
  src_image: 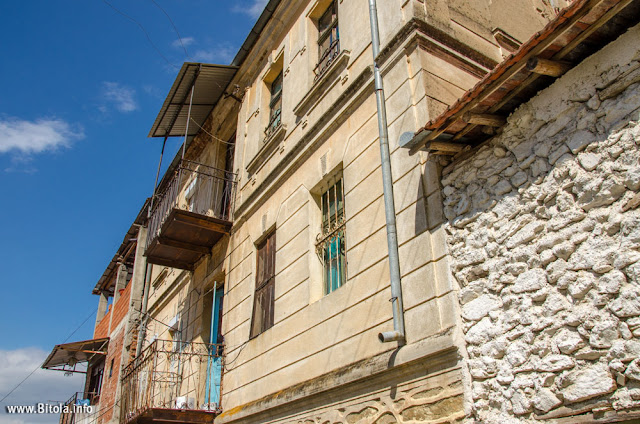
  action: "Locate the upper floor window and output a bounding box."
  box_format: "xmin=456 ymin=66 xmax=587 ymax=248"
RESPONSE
xmin=250 ymin=231 xmax=276 ymax=337
xmin=315 ymin=0 xmax=339 ymax=81
xmin=265 ymin=71 xmax=283 ymax=139
xmin=316 ymin=178 xmax=346 ymax=294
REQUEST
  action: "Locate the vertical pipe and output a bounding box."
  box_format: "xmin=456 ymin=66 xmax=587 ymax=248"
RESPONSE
xmin=369 ymin=0 xmax=405 ymax=344
xmin=137 ymin=134 xmax=167 ymax=356
xmin=182 ymin=85 xmax=195 ymax=160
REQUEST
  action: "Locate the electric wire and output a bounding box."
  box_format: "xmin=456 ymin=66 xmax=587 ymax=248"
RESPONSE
xmin=147 ymin=0 xmax=193 ymax=61
xmin=0 ymin=309 xmax=97 ymax=404
xmin=133 ymin=308 xmax=173 ymax=329
xmin=84 ymin=400 xmax=116 ymax=424
xmin=101 ymin=0 xmax=179 ymax=69
xmin=189 ymin=117 xmax=237 ymax=145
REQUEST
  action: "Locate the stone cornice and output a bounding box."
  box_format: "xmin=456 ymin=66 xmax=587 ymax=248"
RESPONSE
xmin=234 ymin=65 xmax=374 ymax=220
xmin=377 ymin=18 xmax=497 ymax=78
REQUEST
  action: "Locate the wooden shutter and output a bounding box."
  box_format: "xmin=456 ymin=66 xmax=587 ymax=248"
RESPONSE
xmin=250 ymin=231 xmax=276 ymax=338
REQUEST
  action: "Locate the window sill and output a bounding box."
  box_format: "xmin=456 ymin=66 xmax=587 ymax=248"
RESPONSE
xmin=293 ymin=49 xmax=350 ymax=117
xmin=246 ymin=123 xmax=287 ymax=176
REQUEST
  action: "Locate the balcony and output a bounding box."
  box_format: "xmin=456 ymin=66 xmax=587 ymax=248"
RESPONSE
xmin=120 ymin=339 xmax=224 ymax=424
xmin=59 ymin=392 xmax=99 ymax=424
xmin=146 ymin=160 xmax=237 ymax=270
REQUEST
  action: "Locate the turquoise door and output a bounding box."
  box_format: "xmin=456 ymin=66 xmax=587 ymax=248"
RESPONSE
xmin=205 ymin=287 xmax=223 ymax=407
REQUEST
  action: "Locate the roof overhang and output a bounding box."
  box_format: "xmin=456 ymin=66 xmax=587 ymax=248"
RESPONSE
xmin=42 ymin=338 xmax=109 ymax=372
xmin=148 ymin=63 xmax=238 ymax=139
xmin=405 ymin=0 xmax=640 ymax=155
xmin=93 ymin=198 xmax=150 ymax=295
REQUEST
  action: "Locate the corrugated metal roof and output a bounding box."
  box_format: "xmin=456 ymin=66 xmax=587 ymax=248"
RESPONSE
xmin=42 ymin=338 xmax=109 ymax=369
xmin=148 ymin=63 xmax=238 ymax=139
xmin=409 ymin=0 xmax=640 ymax=155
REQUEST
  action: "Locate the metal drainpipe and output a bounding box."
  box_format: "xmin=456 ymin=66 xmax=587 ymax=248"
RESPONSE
xmin=369 ymin=0 xmax=406 ymax=344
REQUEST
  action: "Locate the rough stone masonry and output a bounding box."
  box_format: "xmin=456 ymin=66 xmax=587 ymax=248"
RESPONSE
xmin=440 ymin=23 xmax=640 ymax=423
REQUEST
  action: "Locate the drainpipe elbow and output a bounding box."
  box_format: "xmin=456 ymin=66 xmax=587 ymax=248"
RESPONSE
xmin=378 ymin=330 xmax=405 ymax=343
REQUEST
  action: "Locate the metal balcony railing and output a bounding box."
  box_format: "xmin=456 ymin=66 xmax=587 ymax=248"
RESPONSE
xmin=314 ymin=39 xmax=340 ymax=81
xmin=120 ymin=339 xmax=224 ymax=424
xmin=59 ymin=392 xmax=99 ymax=424
xmin=264 ymin=108 xmax=282 ymax=140
xmin=147 ymin=160 xmax=237 ymax=248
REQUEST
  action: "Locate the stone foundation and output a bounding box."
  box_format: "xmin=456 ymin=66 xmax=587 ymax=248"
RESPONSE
xmin=219 ymin=346 xmax=466 ymax=424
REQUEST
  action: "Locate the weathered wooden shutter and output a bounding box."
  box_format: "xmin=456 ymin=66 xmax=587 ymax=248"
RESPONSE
xmin=250 ymin=231 xmax=276 ymax=337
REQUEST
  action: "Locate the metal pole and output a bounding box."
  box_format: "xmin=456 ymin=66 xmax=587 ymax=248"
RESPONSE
xmin=182 ymin=85 xmax=195 ymax=160
xmin=137 ymin=135 xmax=167 ymax=355
xmin=152 ymin=137 xmax=168 ymax=208
xmin=369 ymin=0 xmax=406 ymax=344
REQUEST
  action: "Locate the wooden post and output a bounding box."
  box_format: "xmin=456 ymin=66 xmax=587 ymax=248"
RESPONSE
xmin=424 ymin=141 xmax=468 ymax=153
xmin=526 ymin=57 xmax=572 ymax=77
xmin=462 ymin=112 xmax=507 ymax=127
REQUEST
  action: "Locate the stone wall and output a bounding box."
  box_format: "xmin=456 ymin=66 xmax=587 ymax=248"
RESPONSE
xmin=440 ymin=24 xmax=640 ymax=423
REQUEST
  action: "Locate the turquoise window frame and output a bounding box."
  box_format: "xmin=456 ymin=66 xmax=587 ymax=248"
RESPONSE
xmin=316 ymin=178 xmax=346 ymax=294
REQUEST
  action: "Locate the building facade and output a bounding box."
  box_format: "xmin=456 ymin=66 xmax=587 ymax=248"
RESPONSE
xmin=44 ymin=0 xmax=640 ymax=423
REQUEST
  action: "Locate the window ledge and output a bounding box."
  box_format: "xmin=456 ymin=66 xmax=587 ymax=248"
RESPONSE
xmin=246 ymin=123 xmax=287 ymax=176
xmin=293 ymin=49 xmax=350 ymax=117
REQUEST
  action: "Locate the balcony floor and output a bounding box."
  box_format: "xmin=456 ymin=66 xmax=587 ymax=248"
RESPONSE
xmin=146 ymin=208 xmax=231 ymax=270
xmin=126 ymin=408 xmax=216 ymax=424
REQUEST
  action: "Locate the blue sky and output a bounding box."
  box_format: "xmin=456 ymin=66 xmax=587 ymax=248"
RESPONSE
xmin=0 ymin=0 xmax=266 ymax=420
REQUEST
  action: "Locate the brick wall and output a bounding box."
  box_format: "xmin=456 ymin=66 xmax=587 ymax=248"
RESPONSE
xmin=93 ymin=282 xmax=132 ymax=340
xmin=97 ymin=327 xmax=124 ymax=424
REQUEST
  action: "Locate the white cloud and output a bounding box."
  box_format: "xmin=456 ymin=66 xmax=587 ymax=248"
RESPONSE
xmin=0 ymin=117 xmax=83 ymax=155
xmin=171 ymin=36 xmax=194 ymax=49
xmin=102 ymin=82 xmax=138 ymax=113
xmin=0 ymin=348 xmax=85 ymax=424
xmin=233 ymin=0 xmax=268 ymax=19
xmin=142 ymin=84 xmax=164 ymax=99
xmin=193 ymin=44 xmax=236 ymax=65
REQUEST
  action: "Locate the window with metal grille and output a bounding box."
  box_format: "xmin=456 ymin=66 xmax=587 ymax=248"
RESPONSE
xmin=250 ymin=231 xmax=276 ymax=337
xmin=265 ymin=71 xmax=283 ymax=139
xmin=316 ymin=178 xmax=346 ymax=294
xmin=315 ymin=0 xmax=339 ymax=80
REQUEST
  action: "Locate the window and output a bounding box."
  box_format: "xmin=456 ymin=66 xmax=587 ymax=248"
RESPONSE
xmin=250 ymin=231 xmax=276 ymax=337
xmin=185 ymin=176 xmax=198 ymax=212
xmin=315 ymin=0 xmax=339 ymax=80
xmin=87 ymin=359 xmax=104 ymax=404
xmin=265 ymin=71 xmax=283 ymax=139
xmin=316 ymin=178 xmax=346 ymax=294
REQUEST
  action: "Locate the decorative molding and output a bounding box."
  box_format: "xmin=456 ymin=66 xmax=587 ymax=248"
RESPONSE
xmin=293 ymin=50 xmax=351 ymax=117
xmin=246 ymin=124 xmax=287 ymax=175
xmin=216 ymin=334 xmax=459 ymax=424
xmin=377 ymin=18 xmax=497 ymax=78
xmin=235 ymin=65 xmax=373 ymax=219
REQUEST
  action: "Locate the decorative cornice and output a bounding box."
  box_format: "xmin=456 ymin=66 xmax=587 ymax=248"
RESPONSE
xmin=377 ymin=18 xmax=497 ymax=77
xmin=234 ymin=65 xmax=374 ymax=220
